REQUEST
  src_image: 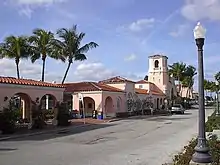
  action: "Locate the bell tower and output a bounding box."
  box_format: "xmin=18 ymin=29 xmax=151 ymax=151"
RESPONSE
xmin=148 ymin=54 xmax=169 ymax=94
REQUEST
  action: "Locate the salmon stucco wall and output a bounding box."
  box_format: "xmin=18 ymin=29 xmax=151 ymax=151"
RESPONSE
xmin=72 ymin=91 xmax=102 ymax=116
xmin=102 ymin=91 xmax=126 ymax=118
xmin=0 ymin=83 xmax=64 ymax=110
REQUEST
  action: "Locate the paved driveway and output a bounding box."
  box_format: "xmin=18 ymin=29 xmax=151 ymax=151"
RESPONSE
xmin=0 ymin=108 xmax=214 ymax=165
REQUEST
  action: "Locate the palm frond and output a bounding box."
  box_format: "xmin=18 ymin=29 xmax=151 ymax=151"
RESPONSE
xmin=74 ymin=54 xmax=87 ymax=61
xmin=29 ymin=35 xmax=39 ymax=44
xmin=31 ymin=53 xmax=41 ymax=63
xmin=76 ymin=42 xmax=98 ymax=54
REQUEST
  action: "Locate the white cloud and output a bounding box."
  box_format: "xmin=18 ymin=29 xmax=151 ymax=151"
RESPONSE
xmin=169 ymin=24 xmax=190 ymax=37
xmin=0 ymin=58 xmax=62 ymax=82
xmin=70 ymin=61 xmax=146 ymax=82
xmin=72 ymin=62 xmax=117 ymax=82
xmin=124 ymin=53 xmax=137 ymax=61
xmin=181 ymin=0 xmax=220 ymax=21
xmin=0 ymin=59 xmax=147 ymax=83
xmin=6 ymin=0 xmax=67 ymax=17
xmin=128 ymin=18 xmax=155 ymax=32
xmin=11 ymin=0 xmax=66 ymax=5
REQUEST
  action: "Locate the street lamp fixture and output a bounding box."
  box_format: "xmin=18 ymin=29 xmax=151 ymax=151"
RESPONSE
xmin=215 ymin=81 xmax=220 ymax=116
xmin=191 ymin=22 xmax=212 ymax=163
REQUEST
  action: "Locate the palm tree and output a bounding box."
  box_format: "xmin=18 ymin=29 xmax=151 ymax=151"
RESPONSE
xmin=204 ymin=79 xmax=210 ymax=96
xmin=182 ymin=65 xmax=197 ymax=98
xmin=54 ymin=25 xmax=98 ymax=84
xmin=209 ymin=81 xmax=217 ymax=99
xmin=0 ymin=35 xmax=29 ymax=79
xmin=215 ymin=72 xmax=220 ymax=83
xmin=169 ymin=62 xmax=187 ymax=94
xmin=29 ymin=28 xmax=65 ymax=82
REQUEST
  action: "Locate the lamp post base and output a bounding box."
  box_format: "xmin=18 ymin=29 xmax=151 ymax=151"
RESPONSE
xmin=192 ymin=152 xmax=212 ymax=164
xmin=190 ymin=160 xmax=211 ymax=165
xmin=192 ymin=138 xmax=212 ymax=163
xmin=192 ymin=145 xmax=212 ymax=163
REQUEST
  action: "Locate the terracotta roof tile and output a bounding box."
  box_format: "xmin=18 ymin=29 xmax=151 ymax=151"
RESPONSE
xmin=64 ymin=82 xmax=124 ymax=93
xmin=99 ymin=76 xmax=135 ymax=84
xmin=0 ymin=76 xmax=64 ymax=88
xmin=136 ymin=80 xmax=149 ymax=84
xmin=135 ymin=88 xmax=148 ymax=94
xmin=151 ymin=90 xmax=165 ymax=96
xmin=136 ymin=80 xmax=155 ymax=84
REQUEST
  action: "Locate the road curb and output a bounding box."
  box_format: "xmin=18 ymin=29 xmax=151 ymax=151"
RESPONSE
xmin=0 ymin=123 xmax=91 ymax=141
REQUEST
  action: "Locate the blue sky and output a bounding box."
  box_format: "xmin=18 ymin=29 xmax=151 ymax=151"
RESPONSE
xmin=0 ymin=0 xmax=220 ymax=86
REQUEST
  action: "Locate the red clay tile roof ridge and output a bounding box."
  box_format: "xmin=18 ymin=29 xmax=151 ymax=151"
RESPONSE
xmin=136 ymin=80 xmax=155 ymax=84
xmin=99 ymin=76 xmax=135 ymax=83
xmin=0 ymin=76 xmax=64 ymax=88
xmin=97 ymin=83 xmax=125 ymax=92
xmin=90 ymin=82 xmax=102 ymax=91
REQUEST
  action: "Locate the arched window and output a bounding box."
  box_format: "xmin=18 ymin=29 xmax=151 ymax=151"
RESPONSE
xmin=154 ymin=60 xmax=159 ymax=68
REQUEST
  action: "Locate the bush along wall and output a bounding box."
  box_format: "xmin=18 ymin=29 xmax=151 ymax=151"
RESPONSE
xmin=164 ymin=135 xmax=220 ymax=165
xmin=57 ymin=102 xmax=71 ymax=126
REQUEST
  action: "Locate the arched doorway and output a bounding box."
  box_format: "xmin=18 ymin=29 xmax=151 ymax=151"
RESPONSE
xmin=81 ymin=97 xmax=95 ymax=117
xmin=116 ymin=97 xmax=122 ymax=112
xmin=40 ymin=94 xmax=57 ymax=110
xmin=105 ymin=96 xmax=113 ymax=117
xmin=11 ymin=93 xmax=31 ymax=122
xmin=157 ymin=98 xmax=159 ymax=109
xmin=160 ymin=98 xmax=162 ymax=105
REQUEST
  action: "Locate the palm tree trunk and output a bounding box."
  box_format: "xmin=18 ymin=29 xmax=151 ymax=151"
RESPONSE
xmin=15 ymin=58 xmax=20 ymax=79
xmin=41 ymin=57 xmax=46 ymax=82
xmin=178 ymin=76 xmax=181 ymax=96
xmin=62 ymin=62 xmax=71 ymax=84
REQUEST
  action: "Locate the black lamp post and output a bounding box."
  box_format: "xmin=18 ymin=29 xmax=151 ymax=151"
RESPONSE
xmin=191 ymin=22 xmax=212 ymax=163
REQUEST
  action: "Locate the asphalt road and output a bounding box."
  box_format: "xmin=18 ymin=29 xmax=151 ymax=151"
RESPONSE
xmin=0 ymin=107 xmax=214 ymax=165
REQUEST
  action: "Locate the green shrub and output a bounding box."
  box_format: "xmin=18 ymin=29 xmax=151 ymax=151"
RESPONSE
xmin=171 ymin=138 xmax=197 ymax=165
xmin=205 ymin=115 xmax=220 ymax=132
xmin=208 ymin=135 xmax=220 ymax=165
xmin=43 ymin=109 xmax=54 ymax=120
xmin=0 ymin=101 xmax=21 ymax=134
xmin=57 ymin=102 xmax=71 ymax=126
xmin=166 ymin=111 xmax=220 ymax=165
xmin=31 ymin=104 xmax=46 ymax=129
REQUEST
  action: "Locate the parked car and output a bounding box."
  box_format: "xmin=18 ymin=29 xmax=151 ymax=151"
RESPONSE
xmin=171 ymin=104 xmax=185 ymax=114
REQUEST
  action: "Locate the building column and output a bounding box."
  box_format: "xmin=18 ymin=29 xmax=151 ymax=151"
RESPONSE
xmin=21 ymin=99 xmax=25 ymax=119
xmin=72 ymin=94 xmax=75 ymax=110
xmin=46 ymin=95 xmax=49 ymax=110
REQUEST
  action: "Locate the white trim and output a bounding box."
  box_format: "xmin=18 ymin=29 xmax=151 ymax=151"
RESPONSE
xmin=0 ymin=83 xmax=65 ymax=91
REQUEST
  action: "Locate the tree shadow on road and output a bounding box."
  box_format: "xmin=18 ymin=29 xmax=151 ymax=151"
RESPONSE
xmin=3 ymin=123 xmax=116 ymax=142
xmin=0 ymin=148 xmax=18 ymax=151
xmin=146 ymin=116 xmax=191 ymax=122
